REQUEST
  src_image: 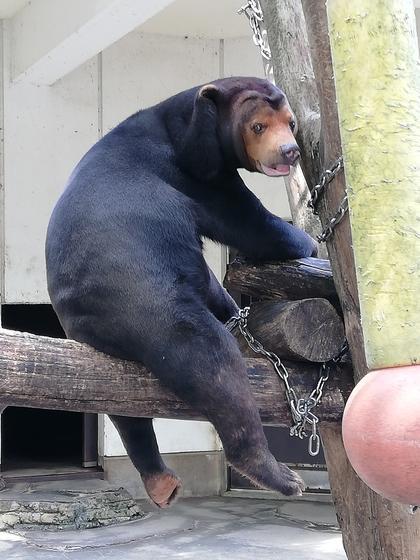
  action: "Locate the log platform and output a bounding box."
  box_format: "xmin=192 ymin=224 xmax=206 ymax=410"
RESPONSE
xmin=0 ymin=326 xmax=353 ymax=426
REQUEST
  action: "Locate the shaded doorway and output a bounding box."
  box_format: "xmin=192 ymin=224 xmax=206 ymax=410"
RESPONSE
xmin=1 ymin=304 xmax=98 ymax=475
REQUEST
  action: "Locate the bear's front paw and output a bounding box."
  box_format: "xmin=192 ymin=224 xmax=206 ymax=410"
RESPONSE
xmin=310 ymin=238 xmax=319 ymax=257
xmin=296 ymin=234 xmax=318 ymax=259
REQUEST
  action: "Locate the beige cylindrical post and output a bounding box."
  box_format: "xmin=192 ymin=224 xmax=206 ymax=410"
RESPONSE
xmin=327 ymin=0 xmax=420 ymax=370
xmin=327 ymin=0 xmax=420 ymax=505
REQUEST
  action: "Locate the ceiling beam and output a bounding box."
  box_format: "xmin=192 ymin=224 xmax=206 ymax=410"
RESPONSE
xmin=8 ymin=0 xmax=175 ymax=86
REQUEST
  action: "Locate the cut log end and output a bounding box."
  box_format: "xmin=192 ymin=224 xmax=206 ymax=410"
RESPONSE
xmin=235 ymin=298 xmax=345 ymax=363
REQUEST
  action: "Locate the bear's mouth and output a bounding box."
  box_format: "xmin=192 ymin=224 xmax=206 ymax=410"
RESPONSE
xmin=257 ymin=161 xmax=291 ymax=177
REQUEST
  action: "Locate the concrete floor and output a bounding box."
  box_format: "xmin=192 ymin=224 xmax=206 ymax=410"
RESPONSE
xmin=0 ymin=495 xmax=346 ymax=559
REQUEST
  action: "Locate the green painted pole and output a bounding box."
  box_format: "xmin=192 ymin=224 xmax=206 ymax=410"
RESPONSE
xmin=327 ymin=0 xmax=420 ymax=370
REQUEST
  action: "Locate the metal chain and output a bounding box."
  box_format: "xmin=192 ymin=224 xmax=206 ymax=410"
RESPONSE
xmin=238 ymin=0 xmax=274 ymax=83
xmin=239 ymin=1 xmax=348 ymax=244
xmin=307 ymin=156 xmax=349 ymax=243
xmin=316 ymin=195 xmax=349 ymax=243
xmin=308 ymin=157 xmax=344 ymax=214
xmin=226 ymin=307 xmax=348 ymax=457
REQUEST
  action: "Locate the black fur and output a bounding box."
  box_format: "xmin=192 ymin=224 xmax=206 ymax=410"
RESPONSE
xmin=46 ymin=77 xmax=316 ymax=500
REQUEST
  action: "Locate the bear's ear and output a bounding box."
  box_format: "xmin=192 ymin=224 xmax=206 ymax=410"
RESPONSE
xmin=177 ymin=84 xmax=224 ymax=182
xmin=198 ymin=83 xmax=219 ymax=101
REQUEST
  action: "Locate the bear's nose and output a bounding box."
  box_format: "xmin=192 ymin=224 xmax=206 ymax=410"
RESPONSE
xmin=281 ymin=144 xmax=301 ymax=166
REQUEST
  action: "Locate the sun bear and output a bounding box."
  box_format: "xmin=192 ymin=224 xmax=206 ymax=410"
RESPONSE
xmin=46 ymin=77 xmax=317 ymax=508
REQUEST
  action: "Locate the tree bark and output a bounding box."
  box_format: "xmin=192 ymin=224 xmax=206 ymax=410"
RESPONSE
xmin=234 ymin=298 xmax=345 ymax=363
xmin=260 ymin=0 xmax=321 ymax=189
xmin=300 ymin=2 xmax=366 ymax=380
xmin=259 ymin=0 xmax=326 ymax=255
xmin=320 ymin=423 xmax=420 ymax=560
xmin=224 ymin=257 xmax=337 ymax=302
xmin=0 ymin=328 xmax=353 ymax=426
xmin=301 ymin=2 xmax=420 ymax=558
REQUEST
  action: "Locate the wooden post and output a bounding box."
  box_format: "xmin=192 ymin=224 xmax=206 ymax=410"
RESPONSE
xmin=251 ymin=0 xmax=420 ymax=557
xmin=326 ymin=0 xmax=420 ymax=370
xmin=301 ymin=1 xmax=420 ymax=558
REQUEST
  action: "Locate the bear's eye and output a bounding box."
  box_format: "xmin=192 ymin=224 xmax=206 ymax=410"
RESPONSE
xmin=252 ymin=123 xmax=265 ymax=135
xmin=290 ymin=120 xmax=296 ymax=132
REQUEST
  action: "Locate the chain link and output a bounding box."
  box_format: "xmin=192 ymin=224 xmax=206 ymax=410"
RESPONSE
xmin=317 ymin=195 xmax=349 ymax=243
xmin=238 ymin=0 xmax=274 ymax=83
xmin=236 ymin=0 xmax=349 ymax=456
xmin=239 ymin=1 xmax=347 ymax=244
xmin=308 ymin=157 xmax=344 ymax=214
xmin=226 ymin=307 xmax=348 ymax=457
xmin=307 ymin=156 xmax=348 ymax=243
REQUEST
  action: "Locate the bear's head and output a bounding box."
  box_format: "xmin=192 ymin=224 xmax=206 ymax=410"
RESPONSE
xmin=190 ymin=77 xmax=300 ymax=180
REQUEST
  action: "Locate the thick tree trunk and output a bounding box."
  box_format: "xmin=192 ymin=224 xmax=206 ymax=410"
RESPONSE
xmin=301 ymin=2 xmax=420 ymax=558
xmin=249 ymin=1 xmax=420 ymax=557
xmin=233 ymin=297 xmax=345 ymax=362
xmin=259 ymin=0 xmax=326 ymax=255
xmin=260 ymin=0 xmax=321 ymax=189
xmin=0 ymin=328 xmax=353 ymax=426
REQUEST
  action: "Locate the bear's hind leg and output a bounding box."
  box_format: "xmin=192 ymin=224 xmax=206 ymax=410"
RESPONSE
xmin=147 ymin=311 xmax=305 ymax=497
xmin=109 ymin=416 xmax=181 ymax=508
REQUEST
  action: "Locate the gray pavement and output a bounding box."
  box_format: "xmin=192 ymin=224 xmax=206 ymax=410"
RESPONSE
xmin=0 ymin=495 xmax=346 ymax=559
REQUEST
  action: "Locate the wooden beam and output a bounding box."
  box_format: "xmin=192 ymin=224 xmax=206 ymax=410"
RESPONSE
xmin=224 ymin=257 xmax=337 ymax=302
xmin=8 ymin=0 xmax=174 ymax=85
xmin=0 ymin=328 xmax=353 ymax=426
xmin=327 ymin=1 xmax=420 ymax=370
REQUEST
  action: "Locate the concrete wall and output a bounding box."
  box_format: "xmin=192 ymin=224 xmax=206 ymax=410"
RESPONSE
xmin=3 ymin=41 xmax=98 ymax=303
xmin=2 ymin=31 xmax=290 ymax=304
xmin=416 ymin=8 xmax=420 ymax=49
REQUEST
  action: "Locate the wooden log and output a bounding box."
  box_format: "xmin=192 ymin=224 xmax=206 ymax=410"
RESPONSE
xmin=300 ymin=2 xmax=420 ymax=558
xmin=0 ymin=328 xmax=353 ymax=426
xmin=234 ymin=298 xmax=345 ymax=362
xmin=224 ymin=257 xmax=337 ymax=302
